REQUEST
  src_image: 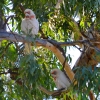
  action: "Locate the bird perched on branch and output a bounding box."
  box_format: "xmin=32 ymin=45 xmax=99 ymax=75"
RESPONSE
xmin=51 ymin=69 xmax=70 ymax=90
xmin=21 ymin=9 xmax=39 ymax=54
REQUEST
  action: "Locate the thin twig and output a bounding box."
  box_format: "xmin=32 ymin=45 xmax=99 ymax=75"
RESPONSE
xmin=2 ymin=15 xmax=14 ymax=29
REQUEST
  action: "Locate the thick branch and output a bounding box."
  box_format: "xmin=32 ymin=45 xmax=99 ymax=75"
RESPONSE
xmin=44 ymin=42 xmax=74 ymax=81
xmin=0 ymin=31 xmax=99 ymax=81
xmin=0 ymin=31 xmax=26 ymax=42
xmin=0 ymin=31 xmax=74 ymax=81
xmin=36 ymin=40 xmax=75 ymax=81
xmin=0 ymin=31 xmax=99 ymax=47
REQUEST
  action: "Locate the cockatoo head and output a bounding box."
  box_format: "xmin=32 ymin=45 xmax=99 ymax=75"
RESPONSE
xmin=51 ymin=69 xmax=61 ymax=80
xmin=24 ymin=9 xmax=36 ymax=19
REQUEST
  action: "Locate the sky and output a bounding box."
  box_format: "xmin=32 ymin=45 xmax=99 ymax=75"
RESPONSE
xmin=67 ymin=46 xmax=81 ymax=68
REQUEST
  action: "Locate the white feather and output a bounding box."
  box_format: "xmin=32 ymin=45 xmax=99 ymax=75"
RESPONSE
xmin=21 ymin=18 xmax=39 ymax=36
xmin=21 ymin=9 xmax=39 ymax=54
xmin=21 ymin=9 xmax=39 ymax=36
xmin=51 ymin=69 xmax=70 ymax=90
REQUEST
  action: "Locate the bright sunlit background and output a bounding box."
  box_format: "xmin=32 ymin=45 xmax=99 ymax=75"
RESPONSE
xmin=67 ymin=46 xmax=81 ymax=68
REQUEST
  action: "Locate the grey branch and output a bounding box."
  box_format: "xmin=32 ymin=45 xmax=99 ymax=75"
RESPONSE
xmin=58 ymin=39 xmax=99 ymax=46
xmin=0 ymin=31 xmax=26 ymax=42
xmin=0 ymin=31 xmax=100 ymax=49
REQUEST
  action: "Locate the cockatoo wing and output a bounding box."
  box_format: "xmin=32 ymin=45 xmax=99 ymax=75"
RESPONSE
xmin=51 ymin=69 xmax=70 ymax=90
xmin=31 ymin=19 xmax=39 ymax=35
xmin=21 ymin=19 xmax=33 ymax=35
xmin=59 ymin=72 xmax=70 ymax=88
xmin=21 ymin=19 xmax=39 ymax=36
xmin=55 ymin=78 xmax=65 ymax=89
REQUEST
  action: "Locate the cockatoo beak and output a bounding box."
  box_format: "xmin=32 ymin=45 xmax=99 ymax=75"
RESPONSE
xmin=51 ymin=71 xmax=57 ymax=80
xmin=51 ymin=71 xmax=57 ymax=75
xmin=24 ymin=12 xmax=30 ymax=18
xmin=25 ymin=12 xmax=35 ymax=19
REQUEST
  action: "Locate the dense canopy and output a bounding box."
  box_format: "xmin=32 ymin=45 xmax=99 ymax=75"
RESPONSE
xmin=0 ymin=0 xmax=100 ymax=100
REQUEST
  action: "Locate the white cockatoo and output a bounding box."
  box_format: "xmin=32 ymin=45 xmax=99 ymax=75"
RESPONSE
xmin=51 ymin=69 xmax=70 ymax=90
xmin=21 ymin=9 xmax=39 ymax=54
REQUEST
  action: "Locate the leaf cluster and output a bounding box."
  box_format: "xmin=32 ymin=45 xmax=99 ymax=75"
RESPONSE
xmin=73 ymin=66 xmax=100 ymax=99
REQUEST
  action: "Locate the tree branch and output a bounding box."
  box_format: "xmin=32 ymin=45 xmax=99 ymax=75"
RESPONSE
xmin=0 ymin=31 xmax=74 ymax=80
xmin=0 ymin=31 xmax=26 ymax=42
xmin=0 ymin=31 xmax=100 ymax=81
xmin=0 ymin=31 xmax=97 ymax=99
xmin=1 ymin=31 xmax=100 ymax=81
xmin=0 ymin=31 xmax=99 ymax=47
xmin=44 ymin=41 xmax=74 ymax=81
xmin=38 ymin=86 xmax=62 ymax=96
xmin=58 ymin=39 xmax=100 ymax=47
xmin=38 ymin=85 xmax=70 ymax=97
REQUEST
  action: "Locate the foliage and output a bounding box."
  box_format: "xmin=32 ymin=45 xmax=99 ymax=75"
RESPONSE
xmin=74 ymin=66 xmax=100 ymax=99
xmin=0 ymin=0 xmax=100 ymax=100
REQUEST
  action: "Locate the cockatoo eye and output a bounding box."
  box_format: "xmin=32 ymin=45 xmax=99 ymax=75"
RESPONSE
xmin=51 ymin=71 xmax=57 ymax=75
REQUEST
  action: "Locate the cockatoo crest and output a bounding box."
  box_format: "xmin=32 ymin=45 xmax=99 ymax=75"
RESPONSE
xmin=24 ymin=9 xmax=36 ymax=19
